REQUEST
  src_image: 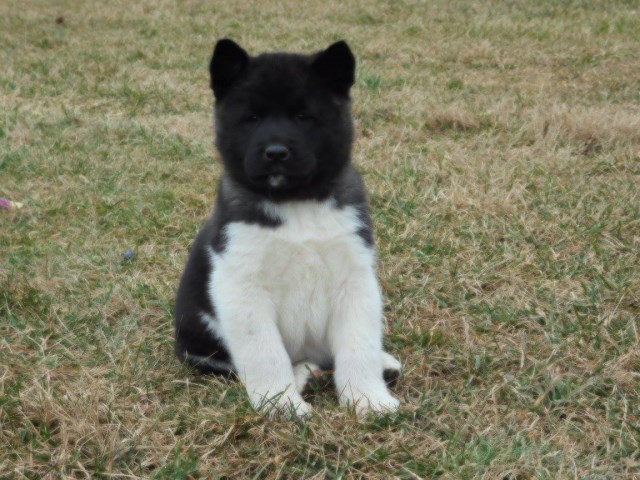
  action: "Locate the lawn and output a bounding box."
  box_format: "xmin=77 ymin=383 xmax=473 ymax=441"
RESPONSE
xmin=1 ymin=0 xmax=639 ymax=478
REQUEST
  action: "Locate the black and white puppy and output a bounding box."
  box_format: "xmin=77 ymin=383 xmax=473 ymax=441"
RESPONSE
xmin=174 ymin=39 xmax=401 ymax=418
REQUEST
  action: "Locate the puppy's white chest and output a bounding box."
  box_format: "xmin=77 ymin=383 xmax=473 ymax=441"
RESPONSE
xmin=212 ymin=200 xmax=375 ymax=362
xmin=221 ymin=200 xmax=373 ymax=279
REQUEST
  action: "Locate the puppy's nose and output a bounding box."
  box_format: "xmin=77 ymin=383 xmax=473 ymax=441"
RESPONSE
xmin=264 ymin=144 xmax=290 ymax=163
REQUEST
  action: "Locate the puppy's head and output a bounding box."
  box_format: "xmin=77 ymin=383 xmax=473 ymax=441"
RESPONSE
xmin=209 ymin=39 xmax=355 ymax=199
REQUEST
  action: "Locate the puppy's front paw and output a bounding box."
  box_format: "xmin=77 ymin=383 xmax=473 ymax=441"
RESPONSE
xmin=341 ymin=388 xmax=400 ymax=418
xmin=279 ymin=396 xmax=313 ymax=420
xmin=253 ymin=390 xmax=312 ymax=420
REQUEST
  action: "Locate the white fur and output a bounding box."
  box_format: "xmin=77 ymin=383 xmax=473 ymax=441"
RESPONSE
xmin=209 ymin=199 xmax=399 ymax=417
xmin=200 ymin=311 xmax=219 ymax=337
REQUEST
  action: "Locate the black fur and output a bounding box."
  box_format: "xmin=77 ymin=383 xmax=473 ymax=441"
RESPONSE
xmin=174 ymin=40 xmax=374 ymax=374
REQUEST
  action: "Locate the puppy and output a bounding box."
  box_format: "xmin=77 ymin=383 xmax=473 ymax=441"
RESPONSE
xmin=174 ymin=39 xmax=401 ymax=418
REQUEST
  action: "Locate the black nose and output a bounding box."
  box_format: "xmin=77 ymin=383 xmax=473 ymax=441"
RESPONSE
xmin=264 ymin=144 xmax=290 ymax=163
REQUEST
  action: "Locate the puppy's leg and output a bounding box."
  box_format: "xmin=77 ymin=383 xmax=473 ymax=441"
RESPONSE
xmin=329 ymin=270 xmax=399 ymax=417
xmin=214 ymin=283 xmax=310 ymax=418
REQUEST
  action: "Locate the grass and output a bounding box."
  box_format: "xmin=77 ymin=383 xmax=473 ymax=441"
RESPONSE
xmin=1 ymin=0 xmax=639 ymax=478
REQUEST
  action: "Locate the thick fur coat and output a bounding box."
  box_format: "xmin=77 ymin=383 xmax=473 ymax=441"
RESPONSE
xmin=174 ymin=39 xmax=400 ymax=417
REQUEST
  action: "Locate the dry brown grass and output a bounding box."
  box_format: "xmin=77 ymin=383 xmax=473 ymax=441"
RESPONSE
xmin=1 ymin=0 xmax=639 ymax=478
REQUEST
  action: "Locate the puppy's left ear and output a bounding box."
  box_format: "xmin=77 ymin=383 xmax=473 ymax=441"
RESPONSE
xmin=311 ymin=40 xmax=356 ymax=96
xmin=210 ymin=39 xmax=250 ymax=99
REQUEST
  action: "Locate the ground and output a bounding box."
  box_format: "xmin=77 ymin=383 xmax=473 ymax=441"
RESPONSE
xmin=1 ymin=0 xmax=639 ymax=478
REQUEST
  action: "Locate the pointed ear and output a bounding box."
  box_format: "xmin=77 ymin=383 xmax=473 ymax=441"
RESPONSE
xmin=209 ymin=39 xmax=249 ymax=99
xmin=311 ymin=40 xmax=356 ymax=96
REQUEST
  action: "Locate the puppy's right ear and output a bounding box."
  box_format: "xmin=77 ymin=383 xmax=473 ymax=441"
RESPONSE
xmin=311 ymin=41 xmax=355 ymax=96
xmin=209 ymin=39 xmax=249 ymax=99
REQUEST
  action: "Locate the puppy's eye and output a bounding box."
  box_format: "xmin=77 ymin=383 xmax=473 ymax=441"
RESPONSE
xmin=246 ymin=114 xmax=260 ymax=122
xmin=295 ymin=113 xmax=313 ymax=121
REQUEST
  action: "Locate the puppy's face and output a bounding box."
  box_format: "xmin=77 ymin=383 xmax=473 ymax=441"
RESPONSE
xmin=209 ymin=40 xmax=356 ymax=199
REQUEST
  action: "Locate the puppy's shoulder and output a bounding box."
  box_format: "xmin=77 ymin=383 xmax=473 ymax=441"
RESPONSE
xmin=332 ymin=166 xmax=375 ymax=247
